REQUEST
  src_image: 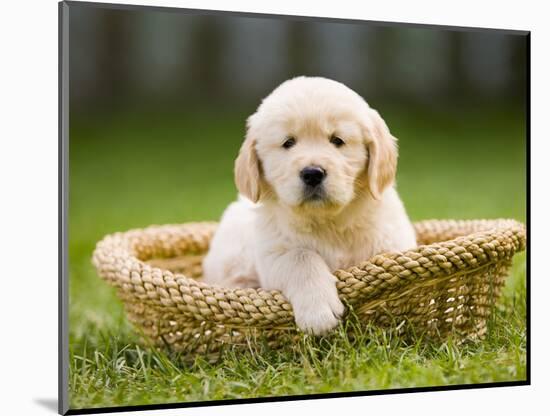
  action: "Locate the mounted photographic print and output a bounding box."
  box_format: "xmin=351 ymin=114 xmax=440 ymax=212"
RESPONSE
xmin=59 ymin=1 xmax=529 ymax=414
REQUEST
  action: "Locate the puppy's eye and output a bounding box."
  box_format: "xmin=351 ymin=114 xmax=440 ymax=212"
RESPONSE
xmin=282 ymin=137 xmax=296 ymax=149
xmin=330 ymin=135 xmax=345 ymax=147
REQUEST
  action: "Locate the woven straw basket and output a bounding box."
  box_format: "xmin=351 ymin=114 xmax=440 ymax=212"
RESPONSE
xmin=92 ymin=219 xmax=526 ymax=354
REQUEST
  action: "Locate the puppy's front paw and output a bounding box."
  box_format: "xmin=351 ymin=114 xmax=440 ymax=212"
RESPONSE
xmin=291 ymin=277 xmax=345 ymax=336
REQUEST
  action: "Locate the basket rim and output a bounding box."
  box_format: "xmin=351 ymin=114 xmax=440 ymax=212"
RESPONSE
xmin=92 ymin=218 xmax=526 ymax=304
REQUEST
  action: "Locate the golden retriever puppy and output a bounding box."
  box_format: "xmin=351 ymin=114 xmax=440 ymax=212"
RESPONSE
xmin=202 ymin=76 xmax=416 ymax=335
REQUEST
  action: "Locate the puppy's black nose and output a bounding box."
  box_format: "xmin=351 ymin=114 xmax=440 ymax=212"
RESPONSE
xmin=300 ymin=166 xmax=326 ymax=187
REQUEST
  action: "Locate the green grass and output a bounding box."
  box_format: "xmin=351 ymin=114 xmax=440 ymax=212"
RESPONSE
xmin=68 ymin=106 xmax=527 ymax=410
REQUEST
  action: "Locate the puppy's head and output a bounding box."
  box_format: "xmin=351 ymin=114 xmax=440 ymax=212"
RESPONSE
xmin=235 ymin=76 xmax=398 ymax=211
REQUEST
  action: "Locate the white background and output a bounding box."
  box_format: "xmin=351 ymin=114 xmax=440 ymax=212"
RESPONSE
xmin=1 ymin=0 xmax=547 ymax=414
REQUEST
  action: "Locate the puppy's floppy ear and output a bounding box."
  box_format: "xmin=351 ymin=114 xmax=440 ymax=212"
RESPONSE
xmin=363 ymin=108 xmax=398 ymax=200
xmin=234 ymin=118 xmax=262 ymax=202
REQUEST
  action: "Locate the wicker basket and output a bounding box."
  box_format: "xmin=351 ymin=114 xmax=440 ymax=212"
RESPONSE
xmin=92 ymin=219 xmax=526 ymax=354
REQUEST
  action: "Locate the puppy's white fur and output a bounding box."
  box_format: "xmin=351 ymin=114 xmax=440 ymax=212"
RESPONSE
xmin=203 ymin=76 xmax=416 ymax=334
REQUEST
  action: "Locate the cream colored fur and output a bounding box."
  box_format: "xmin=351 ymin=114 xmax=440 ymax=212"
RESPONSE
xmin=202 ymin=76 xmax=416 ymax=335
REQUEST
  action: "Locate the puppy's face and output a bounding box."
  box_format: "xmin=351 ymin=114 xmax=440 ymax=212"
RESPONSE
xmin=253 ymin=107 xmax=366 ymax=209
xmin=235 ymin=77 xmax=397 ymax=212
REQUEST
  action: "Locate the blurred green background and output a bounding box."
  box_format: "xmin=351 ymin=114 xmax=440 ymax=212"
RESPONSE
xmin=67 ymin=2 xmax=527 ymax=409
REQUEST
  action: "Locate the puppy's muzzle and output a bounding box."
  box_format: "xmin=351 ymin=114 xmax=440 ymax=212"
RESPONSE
xmin=300 ymin=166 xmax=326 ymax=188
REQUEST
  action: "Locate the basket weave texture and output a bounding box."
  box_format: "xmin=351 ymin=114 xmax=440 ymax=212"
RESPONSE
xmin=92 ymin=219 xmax=526 ymax=354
